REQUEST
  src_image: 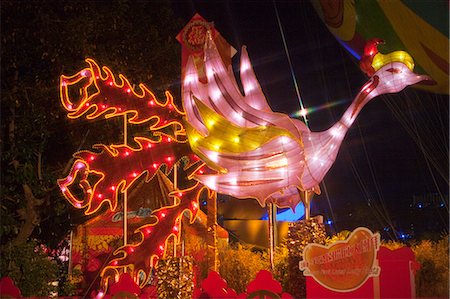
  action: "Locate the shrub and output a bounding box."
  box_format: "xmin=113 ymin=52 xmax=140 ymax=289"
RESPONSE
xmin=218 ymin=244 xmax=269 ymax=293
xmin=0 ymin=240 xmax=58 ymax=296
xmin=412 ymin=236 xmax=449 ymax=298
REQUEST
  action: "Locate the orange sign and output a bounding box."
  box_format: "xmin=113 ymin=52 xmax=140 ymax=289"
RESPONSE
xmin=299 ymin=227 xmax=380 ymax=292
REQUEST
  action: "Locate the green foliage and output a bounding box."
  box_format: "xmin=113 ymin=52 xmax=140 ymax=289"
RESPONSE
xmin=0 ymin=241 xmax=58 ymax=297
xmin=412 ymin=235 xmax=449 ymax=298
xmin=272 ymin=245 xmax=289 ymax=290
xmin=218 ymin=244 xmax=270 ymax=293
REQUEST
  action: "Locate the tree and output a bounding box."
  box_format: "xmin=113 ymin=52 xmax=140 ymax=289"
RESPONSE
xmin=1 ymin=0 xmax=183 ymax=295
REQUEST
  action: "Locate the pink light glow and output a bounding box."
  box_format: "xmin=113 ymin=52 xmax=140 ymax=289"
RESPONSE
xmin=182 ymin=35 xmax=431 ymax=209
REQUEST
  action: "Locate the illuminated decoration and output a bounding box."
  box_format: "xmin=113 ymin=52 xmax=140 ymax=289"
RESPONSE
xmin=60 ymin=58 xmax=184 ymax=126
xmin=360 ymin=38 xmax=415 ymax=76
xmin=299 ymin=227 xmax=381 ymax=292
xmin=100 ymin=184 xmax=212 ymax=288
xmin=245 ymin=270 xmax=293 ymax=299
xmin=176 ymin=13 xmax=237 ymax=84
xmin=192 ymin=270 xmax=293 ymax=298
xmin=57 ymin=59 xmax=209 ymax=293
xmin=58 ymin=59 xmax=192 ymax=215
xmin=193 ymin=271 xmax=238 ymax=298
xmin=0 ymin=277 xmax=21 ymax=298
xmin=182 ymin=33 xmax=432 ymax=210
xmin=58 ymin=137 xmax=192 ymax=215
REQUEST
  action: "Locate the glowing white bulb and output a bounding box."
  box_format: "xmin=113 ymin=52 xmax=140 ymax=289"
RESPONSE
xmin=209 ymin=152 xmax=219 ymax=163
xmin=211 ymin=88 xmax=221 ymax=101
xmin=299 ymin=108 xmax=308 ymax=117
xmin=232 ymin=111 xmax=243 ymax=121
xmin=241 ymin=62 xmax=250 ymax=72
xmin=203 ymin=176 xmax=217 ymax=189
xmin=206 ymin=68 xmax=214 ymax=79
xmin=184 ymin=74 xmax=195 ymax=84
xmin=330 ymin=126 xmax=343 ymax=137
xmin=244 ymin=83 xmax=254 ymax=94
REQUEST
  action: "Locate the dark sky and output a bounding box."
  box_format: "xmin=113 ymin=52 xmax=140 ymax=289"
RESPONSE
xmin=170 ymin=1 xmax=449 ymax=238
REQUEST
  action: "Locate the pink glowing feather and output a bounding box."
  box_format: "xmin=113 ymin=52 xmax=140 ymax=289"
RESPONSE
xmin=183 ymin=34 xmax=432 ymax=209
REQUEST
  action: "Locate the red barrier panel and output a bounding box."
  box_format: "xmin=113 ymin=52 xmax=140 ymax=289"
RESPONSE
xmin=307 ymin=246 xmax=419 ymax=298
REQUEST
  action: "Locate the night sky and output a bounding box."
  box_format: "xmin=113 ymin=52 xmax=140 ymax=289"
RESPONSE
xmin=170 ymin=1 xmax=449 ymax=238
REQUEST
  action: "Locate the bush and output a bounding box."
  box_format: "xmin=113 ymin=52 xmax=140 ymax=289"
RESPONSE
xmin=273 ymin=245 xmax=289 ymax=290
xmin=0 ymin=240 xmax=58 ymax=296
xmin=218 ymin=244 xmax=269 ymax=293
xmin=412 ymin=236 xmax=449 ymax=298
